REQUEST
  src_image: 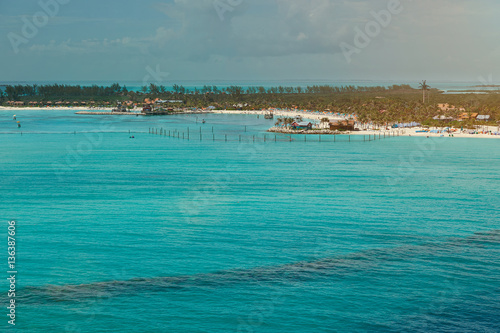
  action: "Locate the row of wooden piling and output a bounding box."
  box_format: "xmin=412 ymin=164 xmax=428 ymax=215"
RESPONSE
xmin=148 ymin=127 xmax=401 ymax=143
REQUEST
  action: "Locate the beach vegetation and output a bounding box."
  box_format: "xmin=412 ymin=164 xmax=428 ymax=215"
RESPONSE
xmin=2 ymin=82 xmax=500 ymax=126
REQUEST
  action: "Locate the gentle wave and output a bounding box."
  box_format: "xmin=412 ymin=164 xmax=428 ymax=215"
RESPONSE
xmin=20 ymin=230 xmax=500 ymax=304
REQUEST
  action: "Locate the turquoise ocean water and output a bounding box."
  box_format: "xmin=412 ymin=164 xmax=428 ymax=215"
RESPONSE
xmin=1 ymin=110 xmax=499 ymax=332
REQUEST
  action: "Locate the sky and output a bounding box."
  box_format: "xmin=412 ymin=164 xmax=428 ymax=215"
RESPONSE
xmin=1 ymin=0 xmax=499 ymax=84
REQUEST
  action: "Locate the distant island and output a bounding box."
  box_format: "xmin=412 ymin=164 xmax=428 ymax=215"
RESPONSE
xmin=1 ymin=82 xmax=498 ymax=129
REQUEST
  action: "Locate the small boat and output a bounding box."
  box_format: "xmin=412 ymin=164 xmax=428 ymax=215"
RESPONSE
xmin=264 ymin=112 xmax=274 ymax=119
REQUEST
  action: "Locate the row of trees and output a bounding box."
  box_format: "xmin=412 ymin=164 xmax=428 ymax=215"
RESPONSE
xmin=139 ymin=83 xmax=415 ymax=96
xmin=2 ymin=83 xmax=416 ymax=101
xmin=2 ymin=83 xmax=127 ymax=100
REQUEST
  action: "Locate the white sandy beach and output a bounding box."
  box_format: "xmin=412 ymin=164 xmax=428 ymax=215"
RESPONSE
xmin=212 ymin=109 xmax=500 ymax=139
xmin=211 ymin=109 xmax=348 ymax=121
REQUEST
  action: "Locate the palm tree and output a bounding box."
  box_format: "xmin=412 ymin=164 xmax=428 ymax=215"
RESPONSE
xmin=283 ymin=117 xmax=294 ymax=128
xmin=419 ymin=80 xmax=430 ymax=103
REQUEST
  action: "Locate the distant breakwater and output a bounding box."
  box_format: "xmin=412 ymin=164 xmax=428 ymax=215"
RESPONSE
xmin=267 ymin=127 xmax=402 ymax=140
xmin=267 ymin=127 xmax=349 ymax=135
xmin=76 ymin=111 xmax=145 ymax=116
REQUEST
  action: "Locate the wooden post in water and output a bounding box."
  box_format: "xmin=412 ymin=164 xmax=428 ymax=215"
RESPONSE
xmin=225 ymin=134 xmax=227 ymax=142
xmin=253 ymin=135 xmax=255 ymax=142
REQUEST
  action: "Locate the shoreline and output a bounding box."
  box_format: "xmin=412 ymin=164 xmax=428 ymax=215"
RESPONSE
xmin=267 ymin=127 xmax=500 ymax=139
xmin=0 ymin=106 xmax=349 ymax=121
xmin=211 ymin=109 xmax=350 ymax=121
xmin=2 ymin=107 xmax=498 ymax=139
xmin=0 ymin=106 xmax=115 ymax=112
xmin=216 ymin=110 xmax=500 ymax=139
xmin=76 ymin=111 xmax=145 ymax=115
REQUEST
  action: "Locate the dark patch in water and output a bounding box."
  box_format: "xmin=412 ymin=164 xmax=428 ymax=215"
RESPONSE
xmin=20 ymin=230 xmax=500 ymax=304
